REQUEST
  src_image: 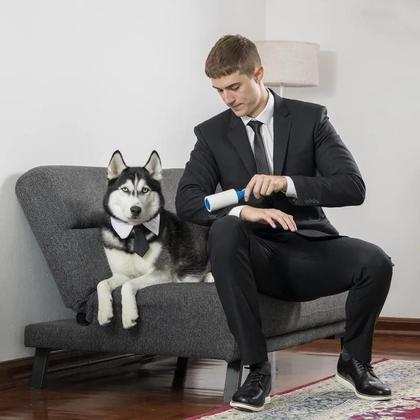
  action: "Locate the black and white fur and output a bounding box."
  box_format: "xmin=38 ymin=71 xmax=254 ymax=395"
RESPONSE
xmin=97 ymin=150 xmax=212 ymax=329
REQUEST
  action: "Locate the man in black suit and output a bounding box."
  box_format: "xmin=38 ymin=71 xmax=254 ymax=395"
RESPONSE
xmin=175 ymin=34 xmax=393 ymax=412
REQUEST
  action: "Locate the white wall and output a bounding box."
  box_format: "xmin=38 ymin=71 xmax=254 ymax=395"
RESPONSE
xmin=1 ymin=0 xmax=418 ymax=362
xmin=266 ymin=0 xmax=420 ymax=318
xmin=0 ymin=0 xmax=265 ymax=362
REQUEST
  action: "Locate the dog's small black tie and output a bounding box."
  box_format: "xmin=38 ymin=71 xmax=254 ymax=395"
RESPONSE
xmin=248 ymin=120 xmax=270 ymax=175
xmin=133 ymin=225 xmax=150 ymax=257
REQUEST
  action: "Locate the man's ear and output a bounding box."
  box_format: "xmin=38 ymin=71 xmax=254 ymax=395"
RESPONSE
xmin=107 ymin=150 xmax=128 ymax=180
xmin=144 ymin=151 xmax=162 ymax=181
xmin=254 ymin=65 xmax=264 ymax=83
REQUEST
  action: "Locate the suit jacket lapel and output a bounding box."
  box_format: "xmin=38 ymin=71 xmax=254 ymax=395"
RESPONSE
xmin=272 ymin=90 xmax=292 ymax=175
xmin=228 ymin=114 xmax=256 ymax=177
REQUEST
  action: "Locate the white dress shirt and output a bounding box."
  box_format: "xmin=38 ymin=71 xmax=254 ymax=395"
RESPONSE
xmin=228 ymin=90 xmax=297 ymax=218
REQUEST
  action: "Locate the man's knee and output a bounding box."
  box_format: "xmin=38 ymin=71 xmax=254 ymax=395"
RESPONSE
xmin=208 ymin=215 xmax=248 ymax=254
xmin=362 ymin=245 xmax=393 ymax=287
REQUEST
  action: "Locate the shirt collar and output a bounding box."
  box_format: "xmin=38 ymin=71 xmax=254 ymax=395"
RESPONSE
xmin=241 ymin=89 xmax=274 ymax=127
xmin=110 ymin=213 xmax=160 ymax=239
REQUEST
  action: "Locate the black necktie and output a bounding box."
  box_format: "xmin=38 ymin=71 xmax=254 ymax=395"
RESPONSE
xmin=247 ymin=120 xmax=270 ymax=175
xmin=133 ymin=225 xmax=150 ymax=257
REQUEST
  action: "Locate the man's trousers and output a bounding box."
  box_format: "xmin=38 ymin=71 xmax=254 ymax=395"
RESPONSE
xmin=207 ymin=216 xmax=393 ymax=365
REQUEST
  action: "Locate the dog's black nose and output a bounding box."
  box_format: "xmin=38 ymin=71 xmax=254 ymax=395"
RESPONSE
xmin=130 ymin=206 xmax=142 ymax=217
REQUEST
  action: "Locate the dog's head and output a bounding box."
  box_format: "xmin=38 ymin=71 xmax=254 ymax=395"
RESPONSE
xmin=103 ymin=150 xmax=164 ymax=224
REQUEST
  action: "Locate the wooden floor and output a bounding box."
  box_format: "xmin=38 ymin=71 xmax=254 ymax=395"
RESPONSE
xmin=1 ymin=335 xmax=419 ymax=419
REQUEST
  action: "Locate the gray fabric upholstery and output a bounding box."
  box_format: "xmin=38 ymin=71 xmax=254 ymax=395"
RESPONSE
xmin=25 ymin=317 xmax=345 ymax=362
xmin=16 ymin=165 xmax=347 ymax=361
xmin=82 ymin=283 xmax=346 ymax=356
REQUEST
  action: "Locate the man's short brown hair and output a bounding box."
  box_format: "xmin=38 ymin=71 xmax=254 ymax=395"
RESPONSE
xmin=205 ymin=34 xmax=261 ymax=79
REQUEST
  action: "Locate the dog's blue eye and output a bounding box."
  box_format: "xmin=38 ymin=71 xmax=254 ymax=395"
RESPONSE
xmin=121 ymin=187 xmax=129 ymax=193
xmin=142 ymin=187 xmax=150 ymax=194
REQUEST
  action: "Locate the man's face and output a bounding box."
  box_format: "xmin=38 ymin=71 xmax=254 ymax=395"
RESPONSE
xmin=211 ymin=68 xmax=264 ymax=117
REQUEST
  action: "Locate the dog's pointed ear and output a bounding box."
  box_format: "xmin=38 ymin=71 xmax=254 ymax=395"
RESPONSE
xmin=107 ymin=150 xmax=128 ymax=180
xmin=144 ymin=151 xmax=162 ymax=181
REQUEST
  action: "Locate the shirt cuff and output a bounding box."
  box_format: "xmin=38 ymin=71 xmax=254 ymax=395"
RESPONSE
xmin=284 ymin=176 xmax=297 ymax=198
xmin=228 ymin=205 xmax=247 ymax=218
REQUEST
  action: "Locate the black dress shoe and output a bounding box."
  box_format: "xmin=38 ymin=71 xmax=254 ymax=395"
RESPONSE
xmin=336 ymin=354 xmax=392 ymax=400
xmin=230 ymin=363 xmax=271 ymax=412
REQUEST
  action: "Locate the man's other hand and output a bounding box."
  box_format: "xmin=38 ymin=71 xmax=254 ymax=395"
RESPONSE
xmin=244 ymin=175 xmax=287 ymax=201
xmin=240 ymin=206 xmax=297 ymax=231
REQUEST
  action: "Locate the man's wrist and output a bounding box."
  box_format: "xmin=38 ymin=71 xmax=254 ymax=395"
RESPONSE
xmin=228 ymin=205 xmax=247 ymax=218
xmin=238 ymin=205 xmax=251 ymax=219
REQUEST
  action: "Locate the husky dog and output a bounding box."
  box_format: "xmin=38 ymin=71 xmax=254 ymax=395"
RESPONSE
xmin=97 ymin=150 xmax=212 ymax=329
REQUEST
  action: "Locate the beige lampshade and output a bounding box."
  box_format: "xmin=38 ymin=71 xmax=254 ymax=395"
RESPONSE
xmin=254 ymin=40 xmax=320 ymax=87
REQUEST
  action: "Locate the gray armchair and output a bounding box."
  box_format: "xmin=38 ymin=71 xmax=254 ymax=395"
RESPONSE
xmin=15 ymin=166 xmax=347 ymax=402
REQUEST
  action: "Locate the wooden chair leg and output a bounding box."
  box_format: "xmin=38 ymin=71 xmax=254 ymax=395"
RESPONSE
xmin=30 ymin=348 xmax=50 ymax=388
xmin=172 ymin=357 xmax=188 ymax=389
xmin=223 ymin=360 xmax=243 ymax=403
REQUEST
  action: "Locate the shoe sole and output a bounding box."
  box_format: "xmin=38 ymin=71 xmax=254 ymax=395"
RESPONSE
xmin=230 ymin=396 xmax=271 ymax=411
xmin=335 ymin=373 xmax=392 ymax=401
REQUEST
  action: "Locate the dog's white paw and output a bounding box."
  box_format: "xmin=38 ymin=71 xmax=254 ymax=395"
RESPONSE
xmin=122 ymin=308 xmax=139 ymax=329
xmin=98 ymin=301 xmax=113 ymax=326
xmin=121 ymin=284 xmax=139 ymax=329
xmin=97 ymin=281 xmax=113 ymax=326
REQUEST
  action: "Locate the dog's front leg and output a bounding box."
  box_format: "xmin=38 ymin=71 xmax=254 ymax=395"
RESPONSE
xmin=121 ymin=271 xmax=170 ymax=329
xmin=97 ymin=274 xmax=129 ymax=326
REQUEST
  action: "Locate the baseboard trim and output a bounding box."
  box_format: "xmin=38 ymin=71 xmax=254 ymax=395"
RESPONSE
xmin=375 ymin=317 xmax=420 ymax=337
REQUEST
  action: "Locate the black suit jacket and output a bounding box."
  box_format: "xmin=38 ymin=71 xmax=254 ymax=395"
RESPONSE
xmin=175 ymin=91 xmax=365 ymax=238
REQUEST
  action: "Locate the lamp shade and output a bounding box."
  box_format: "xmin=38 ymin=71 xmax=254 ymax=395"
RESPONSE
xmin=254 ymin=40 xmax=320 ymax=87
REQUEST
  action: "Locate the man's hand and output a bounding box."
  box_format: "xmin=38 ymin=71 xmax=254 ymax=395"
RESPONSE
xmin=240 ymin=206 xmax=297 ymax=231
xmin=244 ymin=175 xmax=287 ymax=201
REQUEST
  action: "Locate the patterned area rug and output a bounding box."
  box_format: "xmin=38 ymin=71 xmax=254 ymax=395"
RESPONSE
xmin=188 ymin=359 xmax=420 ymax=419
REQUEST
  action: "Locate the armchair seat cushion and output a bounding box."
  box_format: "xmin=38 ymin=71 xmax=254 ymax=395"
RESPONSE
xmin=26 ymin=282 xmax=346 ymax=360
